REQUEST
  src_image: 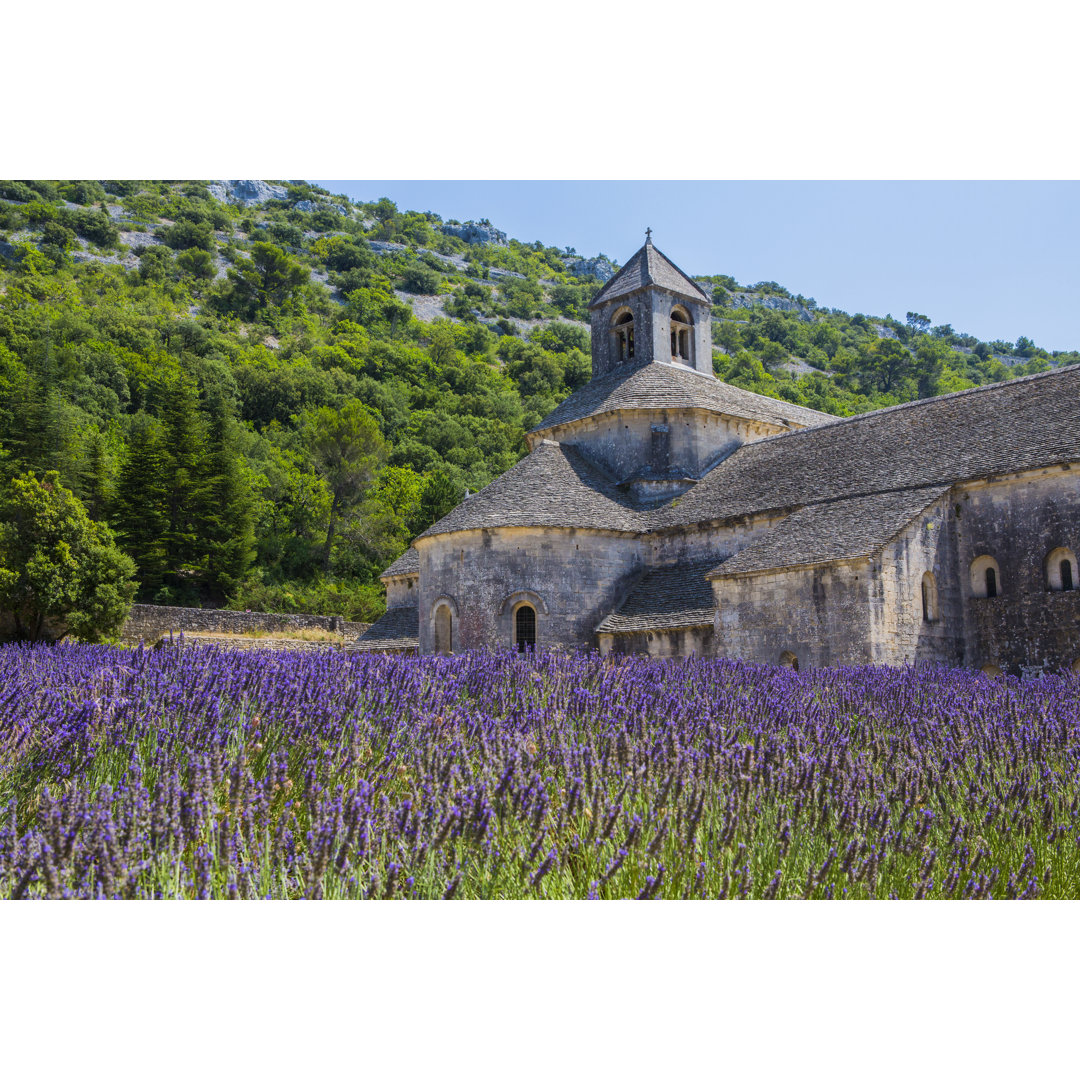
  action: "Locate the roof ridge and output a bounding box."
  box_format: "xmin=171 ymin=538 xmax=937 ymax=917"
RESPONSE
xmin=586 ymin=246 xmax=646 ymax=308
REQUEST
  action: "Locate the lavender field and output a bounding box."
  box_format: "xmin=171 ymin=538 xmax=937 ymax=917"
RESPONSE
xmin=2 ymin=643 xmax=1079 ymax=899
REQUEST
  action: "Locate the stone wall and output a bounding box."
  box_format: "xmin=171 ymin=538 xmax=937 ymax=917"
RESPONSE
xmin=415 ymin=526 xmax=645 ymax=653
xmin=953 ymin=469 xmax=1080 ymax=676
xmin=705 ymin=468 xmax=1080 ymax=676
xmin=713 ymin=561 xmax=873 ymax=669
xmin=542 ymin=409 xmax=780 ymax=484
xmin=384 ymin=577 xmax=419 ymax=611
xmin=122 ymin=604 xmax=353 ymax=643
xmin=871 ymin=494 xmax=965 ymax=666
xmin=648 ymin=513 xmax=785 ymax=567
xmin=600 ymin=626 xmax=715 ymax=658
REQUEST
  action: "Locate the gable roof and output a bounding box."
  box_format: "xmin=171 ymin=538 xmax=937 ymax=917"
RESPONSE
xmin=711 ymin=487 xmax=950 ymax=578
xmin=589 ymin=240 xmax=709 ymax=308
xmin=655 ymin=363 xmax=1080 ymax=531
xmin=381 ymin=547 xmax=419 ymax=579
xmin=532 ymin=359 xmax=832 ymax=435
xmin=417 ymin=439 xmax=641 ymax=539
xmin=352 ymin=606 xmax=419 ymax=651
xmin=595 ymin=558 xmax=718 ymax=634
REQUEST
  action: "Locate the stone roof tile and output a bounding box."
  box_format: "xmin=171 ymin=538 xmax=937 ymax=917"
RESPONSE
xmin=381 ymin=547 xmax=419 ymax=579
xmin=711 ymin=487 xmax=950 ymax=578
xmin=417 ymin=440 xmax=641 ymax=539
xmin=419 ymin=365 xmax=1080 ymax=543
xmin=657 ymin=363 xmax=1080 ymax=530
xmin=596 ymin=558 xmax=717 ymax=633
xmin=589 ymin=241 xmax=709 ymax=308
xmin=353 ymin=606 xmax=419 ymax=651
xmin=532 ymin=360 xmax=832 ymax=435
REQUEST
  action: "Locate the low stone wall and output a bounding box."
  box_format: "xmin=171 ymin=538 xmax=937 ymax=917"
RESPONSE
xmin=122 ymin=604 xmax=367 ymax=644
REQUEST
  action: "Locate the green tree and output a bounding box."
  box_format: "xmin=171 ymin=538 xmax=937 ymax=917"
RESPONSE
xmin=79 ymin=427 xmax=113 ymax=520
xmin=176 ymin=248 xmax=216 ymax=280
xmin=867 ymin=337 xmax=912 ymax=394
xmin=913 ymin=337 xmax=950 ymax=398
xmin=417 ymin=466 xmax=464 ymax=533
xmin=226 ymin=241 xmax=309 ymax=313
xmin=159 ymin=373 xmax=209 ymax=583
xmin=906 ymin=312 xmax=931 ymax=335
xmin=399 ymin=264 xmax=441 ymax=294
xmin=112 ymin=414 xmax=171 ymax=596
xmin=302 ymin=401 xmax=387 ymax=569
xmin=138 ymin=246 xmax=175 ymax=282
xmin=0 ymin=471 xmax=137 ymax=642
xmin=161 ymin=218 xmax=215 ymax=251
xmin=201 ymin=406 xmax=256 ymax=597
xmin=17 ymin=339 xmax=77 ymax=482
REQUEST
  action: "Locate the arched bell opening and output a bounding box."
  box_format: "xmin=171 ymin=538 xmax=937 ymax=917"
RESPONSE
xmin=670 ymin=306 xmax=693 ymax=365
xmin=611 ymin=309 xmax=635 ymax=364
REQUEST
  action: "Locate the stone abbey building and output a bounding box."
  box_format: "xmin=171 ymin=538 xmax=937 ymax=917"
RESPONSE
xmin=358 ymin=236 xmax=1080 ymax=677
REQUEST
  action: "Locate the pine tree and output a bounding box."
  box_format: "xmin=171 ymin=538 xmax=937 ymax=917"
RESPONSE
xmin=79 ymin=427 xmax=112 ymax=521
xmin=19 ymin=337 xmax=74 ymax=481
xmin=158 ymin=372 xmax=208 ymax=581
xmin=200 ymin=404 xmax=256 ymax=599
xmin=112 ymin=414 xmax=170 ymax=597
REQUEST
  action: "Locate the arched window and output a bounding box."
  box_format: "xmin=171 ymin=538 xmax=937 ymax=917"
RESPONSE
xmin=970 ymin=555 xmax=1001 ymax=599
xmin=1045 ymin=547 xmax=1078 ymax=592
xmin=434 ymin=604 xmax=453 ymax=655
xmin=612 ymin=310 xmax=634 ymax=363
xmin=779 ymin=650 xmax=799 ymax=671
xmin=921 ymin=571 xmax=938 ymax=622
xmin=514 ymin=604 xmax=536 ymax=653
xmin=670 ymin=307 xmax=692 ymax=365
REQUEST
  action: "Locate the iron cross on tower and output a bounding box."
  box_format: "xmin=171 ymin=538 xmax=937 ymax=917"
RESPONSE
xmin=645 ymin=227 xmax=652 ymax=242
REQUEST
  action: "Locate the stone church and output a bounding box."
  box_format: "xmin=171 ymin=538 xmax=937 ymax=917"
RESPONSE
xmin=358 ymin=235 xmax=1080 ymax=677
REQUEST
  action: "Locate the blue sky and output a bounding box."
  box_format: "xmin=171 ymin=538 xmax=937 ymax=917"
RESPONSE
xmin=318 ymin=181 xmax=1080 ymax=353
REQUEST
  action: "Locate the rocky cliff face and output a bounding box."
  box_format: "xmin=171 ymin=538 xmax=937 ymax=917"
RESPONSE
xmin=293 ymin=198 xmax=350 ymax=216
xmin=562 ymin=254 xmax=616 ymax=283
xmin=440 ymin=221 xmax=508 ymax=246
xmin=728 ymin=291 xmax=815 ymax=323
xmin=209 ymin=180 xmax=288 ymax=206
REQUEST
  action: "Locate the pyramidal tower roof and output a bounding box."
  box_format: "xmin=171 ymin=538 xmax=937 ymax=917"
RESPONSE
xmin=589 ymin=234 xmax=709 ymax=309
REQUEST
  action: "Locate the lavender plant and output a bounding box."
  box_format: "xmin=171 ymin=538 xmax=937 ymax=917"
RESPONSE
xmin=2 ymin=643 xmax=1079 ymax=899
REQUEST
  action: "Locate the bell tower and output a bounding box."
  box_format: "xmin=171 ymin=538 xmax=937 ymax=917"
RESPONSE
xmin=588 ymin=232 xmax=713 ymax=380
